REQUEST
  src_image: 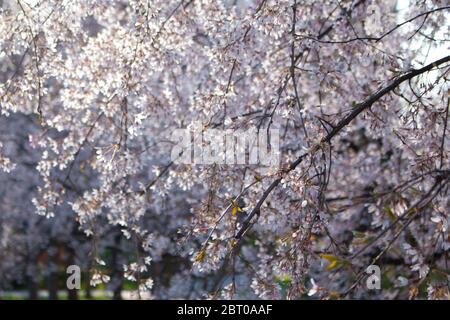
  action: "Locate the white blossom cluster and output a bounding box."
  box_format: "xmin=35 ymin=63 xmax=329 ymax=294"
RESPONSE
xmin=0 ymin=0 xmax=449 ymax=299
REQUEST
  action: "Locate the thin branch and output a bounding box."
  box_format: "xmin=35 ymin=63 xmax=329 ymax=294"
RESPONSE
xmin=439 ymin=89 xmax=449 ymax=169
xmin=297 ymin=6 xmax=450 ymax=44
xmin=235 ymin=55 xmax=450 ymax=240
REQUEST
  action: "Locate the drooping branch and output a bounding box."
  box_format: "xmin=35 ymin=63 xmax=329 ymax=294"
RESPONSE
xmin=235 ymin=54 xmax=450 ymax=240
xmin=342 ymin=174 xmax=448 ymax=297
xmin=297 ymin=6 xmax=450 ymax=44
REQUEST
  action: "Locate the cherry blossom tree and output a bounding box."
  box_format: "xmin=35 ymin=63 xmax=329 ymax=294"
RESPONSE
xmin=0 ymin=0 xmax=449 ymax=299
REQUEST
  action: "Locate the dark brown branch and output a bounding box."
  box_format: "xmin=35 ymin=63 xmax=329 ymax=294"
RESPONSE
xmin=297 ymin=6 xmax=450 ymax=44
xmin=235 ymin=55 xmax=450 ymax=240
xmin=343 ymin=175 xmax=448 ymax=297
xmin=440 ymin=89 xmax=449 ymax=169
xmin=323 ymin=55 xmax=450 ymax=143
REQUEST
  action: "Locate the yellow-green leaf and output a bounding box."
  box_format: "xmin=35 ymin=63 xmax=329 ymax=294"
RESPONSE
xmin=319 ymin=254 xmax=342 ymax=271
xmin=352 ymin=231 xmax=366 ymax=239
xmin=385 ymin=206 xmax=397 ymax=222
xmin=231 ymin=200 xmax=243 ymax=216
xmin=325 ymin=260 xmax=339 ymax=271
xmin=319 ymin=254 xmax=338 ymax=262
xmin=195 ymin=249 xmax=206 ymax=262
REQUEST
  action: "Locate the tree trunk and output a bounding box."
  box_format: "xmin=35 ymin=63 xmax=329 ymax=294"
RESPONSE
xmin=27 ymin=274 xmax=38 ymax=300
xmin=47 ymin=247 xmax=58 ymax=300
xmin=111 ymin=231 xmax=123 ymax=300
xmin=85 ymin=269 xmax=92 ymax=299
xmin=26 ymin=256 xmax=39 ymax=300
